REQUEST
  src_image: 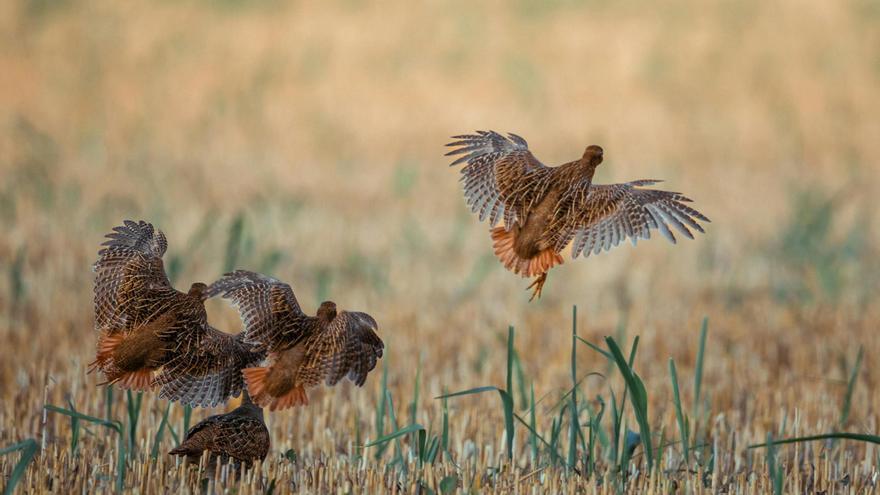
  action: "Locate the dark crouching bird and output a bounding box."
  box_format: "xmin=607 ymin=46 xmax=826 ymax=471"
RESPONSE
xmin=207 ymin=270 xmax=384 ymax=411
xmin=90 ymin=220 xmax=265 ymax=406
xmin=446 ymin=131 xmax=710 ymax=300
xmin=169 ymin=391 xmax=270 ymax=469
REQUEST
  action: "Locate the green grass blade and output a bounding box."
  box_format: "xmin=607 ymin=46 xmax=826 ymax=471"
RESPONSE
xmin=44 ymin=405 xmax=122 ymax=433
xmin=669 ymin=359 xmax=690 ymax=465
xmin=506 ymin=326 xmax=514 ymax=407
xmin=512 ymin=348 xmax=528 ymax=410
xmin=224 ymin=212 xmax=245 ymax=272
xmin=436 ymin=386 xmax=501 ymax=400
xmin=66 ymin=398 xmax=80 ymax=455
xmin=605 ymin=337 xmax=653 ymax=471
xmin=151 ymin=402 xmax=172 ymax=460
xmin=529 ymin=383 xmax=538 ymax=463
xmin=104 ymin=385 xmax=114 ymax=421
xmin=505 ymin=325 xmax=515 ymax=460
xmin=568 ymin=306 xmax=579 ymax=471
xmin=437 ymin=385 xmax=514 ymax=460
xmin=407 ymin=355 xmax=422 ymax=459
xmin=409 ymin=355 xmax=421 ymax=426
xmin=182 ymin=405 xmax=192 ymax=441
xmin=115 ymin=430 xmax=126 ymax=492
xmin=549 ymin=410 xmax=564 ymax=467
xmin=384 ymin=391 xmax=404 ymax=466
xmin=693 ymin=317 xmax=708 ymax=421
xmin=840 ymin=346 xmax=864 ymax=427
xmin=576 ymin=336 xmax=612 ymax=360
xmin=610 ymin=388 xmax=620 ymax=464
xmin=167 ymin=424 xmax=180 ymax=446
xmin=749 ymin=431 xmax=880 ymax=448
xmin=364 ymin=423 xmax=425 ymax=448
xmin=374 ymin=354 xmax=389 ymax=460
xmin=125 ymin=390 xmax=143 ymax=454
xmin=764 ymin=433 xmax=783 ymax=495
xmin=441 ymin=392 xmax=449 ymax=454
xmin=0 ymin=438 xmax=38 ymax=495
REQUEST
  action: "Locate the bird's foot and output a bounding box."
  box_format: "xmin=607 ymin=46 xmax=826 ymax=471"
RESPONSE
xmin=526 ymin=273 xmax=547 ymax=302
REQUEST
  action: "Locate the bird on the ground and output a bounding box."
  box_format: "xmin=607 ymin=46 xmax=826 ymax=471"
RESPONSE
xmin=90 ymin=220 xmax=264 ymax=406
xmin=168 ymin=390 xmax=270 ymax=469
xmin=445 ymin=131 xmax=710 ymax=300
xmin=208 ymin=270 xmax=384 ymax=411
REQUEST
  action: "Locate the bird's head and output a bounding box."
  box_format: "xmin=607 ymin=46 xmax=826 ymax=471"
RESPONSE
xmin=583 ymin=145 xmax=604 ymax=167
xmin=317 ymin=301 xmax=338 ymax=322
xmin=188 ymin=282 xmax=208 ymax=300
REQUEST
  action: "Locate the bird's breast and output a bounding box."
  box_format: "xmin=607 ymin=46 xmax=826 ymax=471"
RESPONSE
xmin=514 ymin=188 xmax=562 ymax=258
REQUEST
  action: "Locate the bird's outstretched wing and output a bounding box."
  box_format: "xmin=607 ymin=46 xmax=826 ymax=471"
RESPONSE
xmin=208 ymin=270 xmax=309 ymax=352
xmin=554 ymin=181 xmax=710 ymax=257
xmin=156 ymin=327 xmax=266 ymax=407
xmin=94 ymin=220 xmax=178 ymax=331
xmin=296 ymin=311 xmax=384 ymax=388
xmin=446 ymin=130 xmax=552 ymax=227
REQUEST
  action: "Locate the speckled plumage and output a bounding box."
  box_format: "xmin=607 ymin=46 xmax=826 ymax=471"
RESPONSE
xmin=446 ymin=131 xmax=711 ymax=299
xmin=90 ymin=220 xmax=265 ymax=406
xmin=169 ymin=392 xmax=269 ymax=468
xmin=209 ymin=270 xmax=384 ymax=411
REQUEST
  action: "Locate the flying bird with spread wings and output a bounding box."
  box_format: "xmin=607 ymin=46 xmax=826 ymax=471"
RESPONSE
xmin=208 ymin=270 xmax=384 ymax=411
xmin=446 ymin=131 xmax=710 ymax=300
xmin=169 ymin=390 xmax=270 ymax=469
xmin=90 ymin=220 xmax=265 ymax=407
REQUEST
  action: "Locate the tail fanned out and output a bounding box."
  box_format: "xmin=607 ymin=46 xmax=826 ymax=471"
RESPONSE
xmin=89 ymin=332 xmax=125 ymax=372
xmin=491 ymin=227 xmax=563 ymax=278
xmin=242 ymin=367 xmax=309 ymax=411
xmin=89 ymin=332 xmax=154 ymax=391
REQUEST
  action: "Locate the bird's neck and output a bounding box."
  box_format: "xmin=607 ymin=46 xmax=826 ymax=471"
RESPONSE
xmin=237 ymin=392 xmax=265 ymax=420
xmin=559 ymin=158 xmax=596 ymax=186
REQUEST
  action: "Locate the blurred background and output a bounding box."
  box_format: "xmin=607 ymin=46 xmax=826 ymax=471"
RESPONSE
xmin=1 ymin=0 xmax=879 ymax=489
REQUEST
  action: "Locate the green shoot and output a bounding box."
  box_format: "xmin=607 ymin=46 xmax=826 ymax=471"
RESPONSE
xmin=0 ymin=438 xmax=38 ymax=495
xmin=605 ymin=336 xmax=653 ymax=471
xmin=669 ymin=359 xmax=690 ymax=465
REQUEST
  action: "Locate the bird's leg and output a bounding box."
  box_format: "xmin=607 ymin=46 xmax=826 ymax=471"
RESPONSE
xmin=526 ymin=272 xmax=548 ymax=302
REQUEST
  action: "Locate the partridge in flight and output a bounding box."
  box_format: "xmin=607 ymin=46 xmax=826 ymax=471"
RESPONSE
xmin=446 ymin=131 xmax=710 ymax=300
xmin=169 ymin=390 xmax=270 ymax=469
xmin=90 ymin=220 xmax=264 ymax=407
xmin=208 ymin=270 xmax=384 ymax=411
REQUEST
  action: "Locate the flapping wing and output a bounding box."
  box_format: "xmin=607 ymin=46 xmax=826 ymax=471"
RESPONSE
xmin=446 ymin=130 xmax=552 ymax=227
xmin=208 ymin=270 xmax=308 ymax=352
xmin=156 ymin=326 xmax=266 ymax=408
xmin=93 ymin=220 xmax=178 ymax=331
xmin=296 ymin=311 xmax=384 ymax=388
xmin=559 ymin=181 xmax=710 ymax=258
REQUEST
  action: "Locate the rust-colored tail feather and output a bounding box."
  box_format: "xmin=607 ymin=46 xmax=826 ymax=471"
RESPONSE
xmin=89 ymin=332 xmax=154 ymax=391
xmin=491 ymin=227 xmax=563 ymax=278
xmin=89 ymin=332 xmax=126 ymax=372
xmin=243 ymin=367 xmax=308 ymax=411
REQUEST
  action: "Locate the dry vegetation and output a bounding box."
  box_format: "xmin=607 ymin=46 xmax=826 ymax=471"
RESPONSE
xmin=2 ymin=0 xmax=880 ymax=493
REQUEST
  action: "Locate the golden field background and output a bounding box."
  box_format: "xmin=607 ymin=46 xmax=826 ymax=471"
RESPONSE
xmin=1 ymin=0 xmax=879 ymax=492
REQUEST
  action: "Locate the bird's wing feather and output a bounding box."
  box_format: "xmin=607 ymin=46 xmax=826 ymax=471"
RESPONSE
xmin=446 ymin=130 xmax=552 ymax=227
xmin=215 ymin=416 xmax=270 ymax=461
xmin=93 ymin=220 xmax=178 ymax=331
xmin=296 ymin=311 xmax=384 ymax=388
xmin=560 ymin=181 xmax=710 ymax=258
xmin=207 ymin=270 xmax=309 ymax=352
xmin=156 ymin=326 xmax=266 ymax=408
